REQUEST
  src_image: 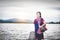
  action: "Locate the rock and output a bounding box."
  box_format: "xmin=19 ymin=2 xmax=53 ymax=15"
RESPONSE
xmin=29 ymin=31 xmax=35 ymax=40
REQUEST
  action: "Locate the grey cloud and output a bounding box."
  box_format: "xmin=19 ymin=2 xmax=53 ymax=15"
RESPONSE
xmin=56 ymin=0 xmax=60 ymax=1
xmin=0 ymin=0 xmax=60 ymax=7
xmin=0 ymin=0 xmax=60 ymax=2
xmin=52 ymin=7 xmax=60 ymax=10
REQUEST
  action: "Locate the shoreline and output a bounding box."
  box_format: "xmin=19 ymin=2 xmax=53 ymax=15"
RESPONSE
xmin=0 ymin=22 xmax=60 ymax=24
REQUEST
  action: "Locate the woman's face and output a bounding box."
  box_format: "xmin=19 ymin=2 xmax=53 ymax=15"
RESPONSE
xmin=36 ymin=13 xmax=41 ymax=18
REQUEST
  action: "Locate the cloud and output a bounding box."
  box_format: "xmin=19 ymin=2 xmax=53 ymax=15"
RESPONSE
xmin=56 ymin=0 xmax=60 ymax=1
xmin=51 ymin=7 xmax=60 ymax=10
xmin=0 ymin=0 xmax=60 ymax=7
xmin=0 ymin=0 xmax=60 ymax=22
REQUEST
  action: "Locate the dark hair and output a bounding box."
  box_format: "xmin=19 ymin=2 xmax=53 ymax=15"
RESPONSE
xmin=36 ymin=11 xmax=41 ymax=17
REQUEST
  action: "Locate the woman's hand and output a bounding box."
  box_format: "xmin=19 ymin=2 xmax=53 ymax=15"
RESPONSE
xmin=39 ymin=26 xmax=42 ymax=28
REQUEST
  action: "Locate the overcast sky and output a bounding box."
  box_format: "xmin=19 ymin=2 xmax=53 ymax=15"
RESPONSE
xmin=0 ymin=0 xmax=60 ymax=22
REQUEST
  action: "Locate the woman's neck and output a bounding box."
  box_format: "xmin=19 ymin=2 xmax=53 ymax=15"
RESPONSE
xmin=36 ymin=17 xmax=41 ymax=20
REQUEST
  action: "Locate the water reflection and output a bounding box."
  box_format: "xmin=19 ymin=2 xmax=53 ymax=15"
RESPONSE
xmin=0 ymin=23 xmax=60 ymax=40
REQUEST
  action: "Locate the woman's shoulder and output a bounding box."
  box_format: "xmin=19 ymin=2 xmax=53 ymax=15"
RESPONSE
xmin=34 ymin=19 xmax=37 ymax=23
xmin=34 ymin=19 xmax=37 ymax=21
xmin=41 ymin=18 xmax=44 ymax=20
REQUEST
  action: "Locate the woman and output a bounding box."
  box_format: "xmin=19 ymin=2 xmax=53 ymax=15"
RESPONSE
xmin=34 ymin=11 xmax=47 ymax=40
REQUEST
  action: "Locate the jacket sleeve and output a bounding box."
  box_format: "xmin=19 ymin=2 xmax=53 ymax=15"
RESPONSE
xmin=42 ymin=18 xmax=47 ymax=30
xmin=34 ymin=19 xmax=36 ymax=24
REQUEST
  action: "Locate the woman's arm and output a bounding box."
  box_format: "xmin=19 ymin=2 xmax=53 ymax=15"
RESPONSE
xmin=41 ymin=21 xmax=46 ymax=27
xmin=39 ymin=18 xmax=46 ymax=28
xmin=39 ymin=21 xmax=46 ymax=28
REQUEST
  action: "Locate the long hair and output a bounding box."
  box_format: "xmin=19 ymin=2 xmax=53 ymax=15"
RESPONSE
xmin=36 ymin=11 xmax=41 ymax=17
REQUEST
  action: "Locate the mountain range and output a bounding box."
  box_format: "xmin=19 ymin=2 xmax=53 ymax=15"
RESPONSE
xmin=0 ymin=18 xmax=60 ymax=24
xmin=0 ymin=18 xmax=33 ymax=23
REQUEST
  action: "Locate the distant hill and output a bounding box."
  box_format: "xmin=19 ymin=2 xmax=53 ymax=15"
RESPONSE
xmin=47 ymin=21 xmax=60 ymax=24
xmin=0 ymin=18 xmax=60 ymax=24
xmin=0 ymin=18 xmax=33 ymax=23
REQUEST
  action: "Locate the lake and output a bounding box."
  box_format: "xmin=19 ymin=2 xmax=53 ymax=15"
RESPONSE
xmin=0 ymin=23 xmax=60 ymax=40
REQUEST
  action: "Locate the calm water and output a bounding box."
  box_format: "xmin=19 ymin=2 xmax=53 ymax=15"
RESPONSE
xmin=0 ymin=23 xmax=60 ymax=40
